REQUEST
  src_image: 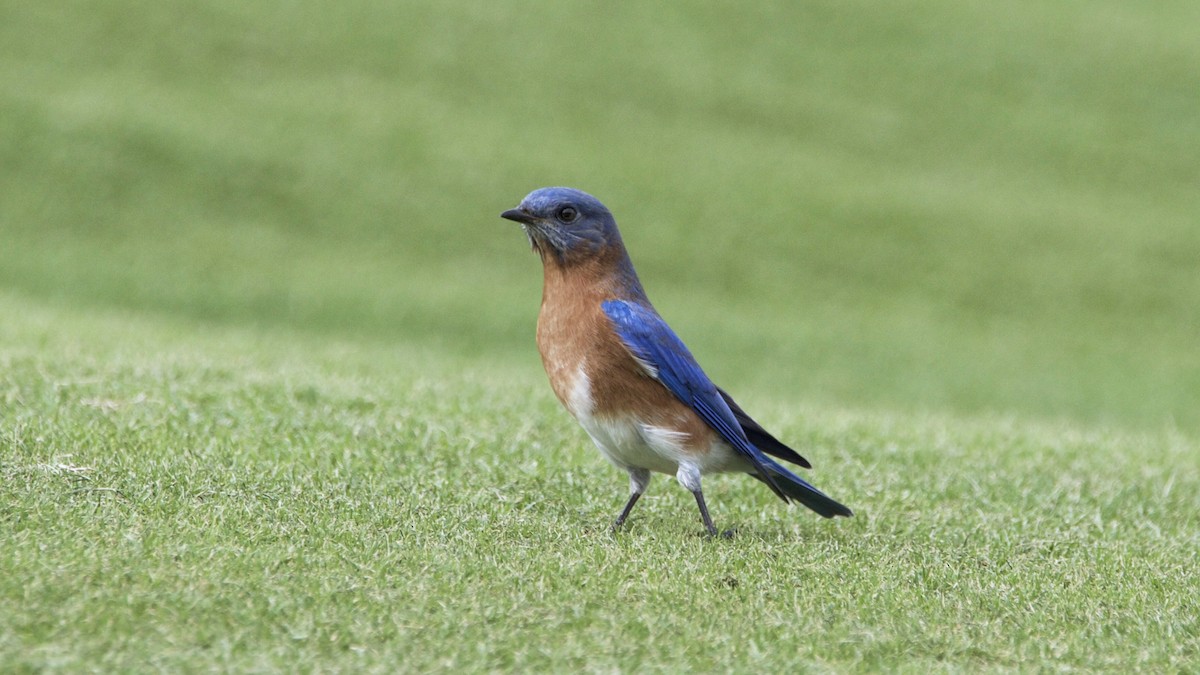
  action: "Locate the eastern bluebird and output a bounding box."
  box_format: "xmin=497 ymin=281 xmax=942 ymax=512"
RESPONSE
xmin=501 ymin=187 xmax=852 ymax=536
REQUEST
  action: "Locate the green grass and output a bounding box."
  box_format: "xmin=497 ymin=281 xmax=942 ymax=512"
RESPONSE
xmin=4 ymin=292 xmax=1198 ymax=671
xmin=3 ymin=0 xmax=1199 ymax=670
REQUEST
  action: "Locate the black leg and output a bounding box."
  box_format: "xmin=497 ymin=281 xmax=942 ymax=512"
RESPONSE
xmin=692 ymin=490 xmax=719 ymax=537
xmin=612 ymin=469 xmax=651 ymax=533
xmin=612 ymin=492 xmax=642 ymax=532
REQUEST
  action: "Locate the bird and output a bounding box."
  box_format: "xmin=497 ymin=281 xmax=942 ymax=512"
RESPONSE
xmin=500 ymin=187 xmax=852 ymax=536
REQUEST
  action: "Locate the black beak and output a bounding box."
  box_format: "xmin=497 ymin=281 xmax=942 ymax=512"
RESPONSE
xmin=501 ymin=208 xmax=535 ymax=225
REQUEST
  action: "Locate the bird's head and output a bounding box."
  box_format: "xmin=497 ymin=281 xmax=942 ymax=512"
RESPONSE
xmin=500 ymin=187 xmax=624 ymax=266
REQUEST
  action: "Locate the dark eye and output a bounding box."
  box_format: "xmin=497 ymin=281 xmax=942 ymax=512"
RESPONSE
xmin=557 ymin=206 xmax=578 ymax=223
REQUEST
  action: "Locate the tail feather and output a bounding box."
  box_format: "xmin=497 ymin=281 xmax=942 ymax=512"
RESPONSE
xmin=717 ymin=387 xmax=811 ymax=468
xmin=751 ymin=462 xmax=853 ymax=518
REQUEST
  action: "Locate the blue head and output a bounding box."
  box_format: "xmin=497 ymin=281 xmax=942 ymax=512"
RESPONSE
xmin=500 ymin=187 xmax=627 ymax=267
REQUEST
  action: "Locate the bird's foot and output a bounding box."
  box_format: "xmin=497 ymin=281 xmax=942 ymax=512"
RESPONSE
xmin=697 ymin=526 xmax=736 ymax=539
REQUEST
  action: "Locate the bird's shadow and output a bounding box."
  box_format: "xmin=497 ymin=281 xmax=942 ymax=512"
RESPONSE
xmin=602 ymin=518 xmax=846 ymax=544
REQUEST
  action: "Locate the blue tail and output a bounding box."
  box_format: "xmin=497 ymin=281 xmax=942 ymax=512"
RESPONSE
xmin=751 ymin=460 xmax=853 ymax=518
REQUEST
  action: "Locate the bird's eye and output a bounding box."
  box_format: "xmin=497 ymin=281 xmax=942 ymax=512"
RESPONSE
xmin=557 ymin=206 xmax=578 ymax=223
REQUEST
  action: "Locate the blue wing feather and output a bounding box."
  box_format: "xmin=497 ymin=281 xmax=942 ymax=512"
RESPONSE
xmin=602 ymin=299 xmax=854 ymax=518
xmin=601 ymin=300 xmax=789 ymax=499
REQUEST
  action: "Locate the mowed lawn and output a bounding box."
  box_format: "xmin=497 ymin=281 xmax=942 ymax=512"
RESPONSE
xmin=4 ymin=293 xmax=1198 ymax=671
xmin=3 ymin=0 xmax=1199 ymax=671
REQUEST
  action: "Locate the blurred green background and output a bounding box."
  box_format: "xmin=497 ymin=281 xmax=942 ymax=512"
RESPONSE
xmin=2 ymin=0 xmax=1198 ymax=432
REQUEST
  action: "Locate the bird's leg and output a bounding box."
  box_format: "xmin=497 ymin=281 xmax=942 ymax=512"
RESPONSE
xmin=613 ymin=493 xmax=642 ymax=531
xmin=612 ymin=468 xmax=650 ymax=532
xmin=675 ymin=463 xmax=721 ymax=537
xmin=691 ymin=490 xmax=719 ymax=537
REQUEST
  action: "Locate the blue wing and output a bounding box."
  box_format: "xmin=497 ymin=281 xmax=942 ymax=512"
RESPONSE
xmin=602 ymin=299 xmax=853 ymax=518
xmin=601 ymin=299 xmax=789 ymax=499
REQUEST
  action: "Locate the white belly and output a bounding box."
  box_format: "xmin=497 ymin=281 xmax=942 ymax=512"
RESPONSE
xmin=582 ymin=413 xmax=686 ymax=475
xmin=565 ymin=362 xmax=737 ymax=477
